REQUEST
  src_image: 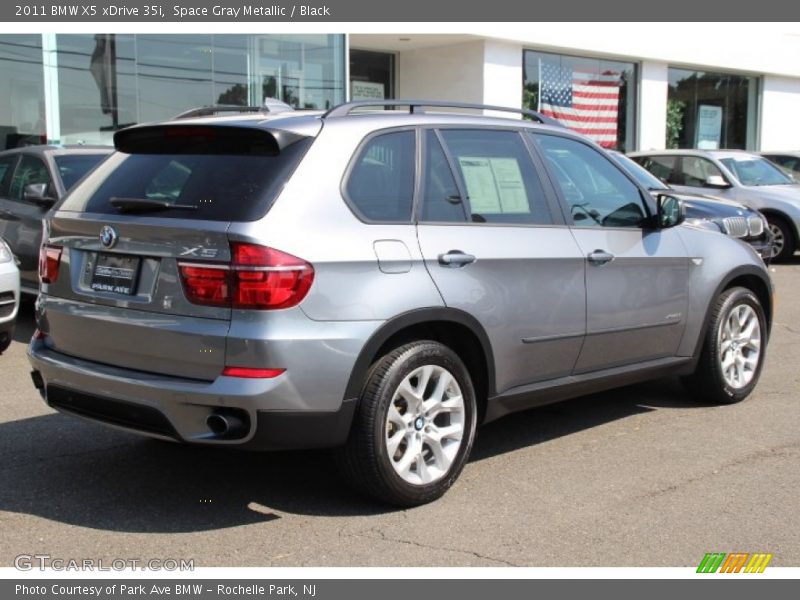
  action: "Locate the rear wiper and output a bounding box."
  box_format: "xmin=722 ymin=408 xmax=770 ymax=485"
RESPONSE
xmin=110 ymin=197 xmax=198 ymax=213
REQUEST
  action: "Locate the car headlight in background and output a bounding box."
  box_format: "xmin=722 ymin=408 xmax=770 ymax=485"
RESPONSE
xmin=684 ymin=218 xmax=725 ymax=233
xmin=0 ymin=239 xmax=14 ymax=264
xmin=749 ymin=215 xmax=766 ymax=237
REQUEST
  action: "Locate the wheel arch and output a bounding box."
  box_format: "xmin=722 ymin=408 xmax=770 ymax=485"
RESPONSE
xmin=343 ymin=308 xmax=496 ymax=423
xmin=759 ymin=209 xmax=798 ymax=250
xmin=691 ymin=264 xmax=774 ymax=359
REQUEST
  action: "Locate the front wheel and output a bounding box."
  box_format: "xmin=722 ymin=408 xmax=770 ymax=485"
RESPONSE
xmin=337 ymin=341 xmax=478 ymax=506
xmin=682 ymin=287 xmax=767 ymax=404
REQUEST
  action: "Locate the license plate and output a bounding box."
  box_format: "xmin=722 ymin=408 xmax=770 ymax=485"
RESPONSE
xmin=90 ymin=253 xmax=141 ymax=295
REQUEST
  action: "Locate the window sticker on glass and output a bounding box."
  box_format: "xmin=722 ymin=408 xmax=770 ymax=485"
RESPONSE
xmin=457 ymin=156 xmax=529 ymax=214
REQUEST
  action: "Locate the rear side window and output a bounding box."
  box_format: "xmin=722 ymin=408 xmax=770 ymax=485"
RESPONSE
xmin=345 ymin=131 xmax=415 ymax=222
xmin=54 ymin=154 xmax=108 ymax=191
xmin=439 ymin=129 xmax=552 ymax=225
xmin=59 ymin=128 xmax=313 ymax=222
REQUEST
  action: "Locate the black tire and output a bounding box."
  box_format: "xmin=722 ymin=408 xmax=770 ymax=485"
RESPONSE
xmin=682 ymin=287 xmax=767 ymax=404
xmin=0 ymin=327 xmax=12 ymax=354
xmin=337 ymin=341 xmax=478 ymax=507
xmin=766 ymin=215 xmax=795 ymax=262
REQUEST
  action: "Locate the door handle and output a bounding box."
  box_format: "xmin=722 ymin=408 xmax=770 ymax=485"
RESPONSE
xmin=438 ymin=250 xmax=476 ymax=268
xmin=587 ymin=249 xmax=615 ymax=265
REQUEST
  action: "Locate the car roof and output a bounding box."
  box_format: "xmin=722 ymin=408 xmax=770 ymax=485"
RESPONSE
xmin=0 ymin=144 xmax=113 ymax=158
xmin=119 ymin=100 xmax=572 ymax=140
xmin=627 ymin=148 xmax=762 ymax=160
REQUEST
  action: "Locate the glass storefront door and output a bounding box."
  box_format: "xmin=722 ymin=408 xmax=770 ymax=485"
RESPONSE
xmin=667 ymin=68 xmax=759 ymax=150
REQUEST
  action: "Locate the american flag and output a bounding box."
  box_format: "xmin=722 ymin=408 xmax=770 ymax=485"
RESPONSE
xmin=538 ymin=61 xmax=621 ymax=148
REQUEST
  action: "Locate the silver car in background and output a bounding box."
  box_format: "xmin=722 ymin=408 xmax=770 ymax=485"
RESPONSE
xmin=760 ymin=151 xmax=800 ymax=181
xmin=29 ymin=101 xmax=773 ymax=506
xmin=609 ymin=151 xmax=772 ymax=260
xmin=0 ymin=238 xmax=20 ymax=353
xmin=629 ymin=149 xmax=800 ymax=261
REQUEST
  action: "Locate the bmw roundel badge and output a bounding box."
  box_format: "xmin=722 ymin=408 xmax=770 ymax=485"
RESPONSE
xmin=100 ymin=225 xmax=118 ymax=249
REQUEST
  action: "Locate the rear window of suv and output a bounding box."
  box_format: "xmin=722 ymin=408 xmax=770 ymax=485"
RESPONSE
xmin=59 ymin=127 xmax=313 ymax=222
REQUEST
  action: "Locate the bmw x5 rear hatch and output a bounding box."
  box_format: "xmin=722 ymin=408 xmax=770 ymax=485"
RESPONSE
xmin=39 ymin=123 xmax=314 ymax=379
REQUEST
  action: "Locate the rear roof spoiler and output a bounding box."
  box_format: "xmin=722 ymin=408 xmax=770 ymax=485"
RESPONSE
xmin=114 ymin=123 xmax=307 ymax=155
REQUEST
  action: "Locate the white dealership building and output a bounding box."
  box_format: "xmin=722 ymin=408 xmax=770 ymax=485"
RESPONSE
xmin=1 ymin=25 xmax=798 ymax=153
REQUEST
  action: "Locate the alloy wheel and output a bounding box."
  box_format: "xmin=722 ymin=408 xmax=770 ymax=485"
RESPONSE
xmin=384 ymin=365 xmax=465 ymax=485
xmin=718 ymin=303 xmax=762 ymax=389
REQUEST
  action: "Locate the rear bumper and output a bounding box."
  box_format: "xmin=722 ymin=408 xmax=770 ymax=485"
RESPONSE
xmin=27 ymin=311 xmax=377 ymax=449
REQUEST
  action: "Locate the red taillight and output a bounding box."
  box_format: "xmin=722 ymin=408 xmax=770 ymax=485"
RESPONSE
xmin=222 ymin=367 xmax=285 ymax=379
xmin=39 ymin=244 xmax=63 ymax=284
xmin=178 ymin=243 xmax=314 ymax=310
xmin=179 ymin=265 xmax=230 ymax=307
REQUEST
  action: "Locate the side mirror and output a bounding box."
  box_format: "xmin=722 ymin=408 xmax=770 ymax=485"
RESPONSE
xmin=704 ymin=175 xmax=731 ymax=189
xmin=23 ymin=183 xmax=57 ymax=208
xmin=656 ymin=193 xmax=684 ymax=228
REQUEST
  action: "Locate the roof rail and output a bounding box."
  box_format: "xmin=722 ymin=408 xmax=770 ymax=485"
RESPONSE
xmin=323 ymin=100 xmax=560 ymax=125
xmin=173 ymin=99 xmax=295 ymax=120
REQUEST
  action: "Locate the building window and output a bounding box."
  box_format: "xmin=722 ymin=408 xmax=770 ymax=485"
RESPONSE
xmin=0 ymin=34 xmax=346 ymax=148
xmin=0 ymin=35 xmax=46 ymax=149
xmin=523 ymin=49 xmax=637 ymax=152
xmin=349 ymin=49 xmax=395 ymax=100
xmin=667 ymin=68 xmax=758 ymax=150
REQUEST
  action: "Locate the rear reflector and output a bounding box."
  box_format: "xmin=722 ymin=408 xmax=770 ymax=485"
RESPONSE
xmin=178 ymin=243 xmax=314 ymax=310
xmin=39 ymin=244 xmax=63 ymax=284
xmin=222 ymin=367 xmax=285 ymax=379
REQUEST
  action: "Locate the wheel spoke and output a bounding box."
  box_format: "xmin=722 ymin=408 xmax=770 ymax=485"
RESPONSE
xmin=387 ymin=403 xmax=409 ymax=429
xmin=386 ymin=429 xmax=406 ymax=457
xmin=396 ymin=379 xmax=422 ymax=412
xmin=416 ymin=454 xmax=434 ymax=484
xmin=424 ymin=436 xmax=449 ymax=472
xmin=394 ymin=436 xmax=421 ymax=477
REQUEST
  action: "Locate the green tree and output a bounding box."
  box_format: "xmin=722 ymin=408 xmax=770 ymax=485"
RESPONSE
xmin=666 ymin=98 xmax=686 ymax=149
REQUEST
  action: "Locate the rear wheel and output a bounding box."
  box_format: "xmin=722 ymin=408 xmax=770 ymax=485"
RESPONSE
xmin=0 ymin=326 xmax=12 ymax=354
xmin=766 ymin=215 xmax=795 ymax=262
xmin=338 ymin=341 xmax=477 ymax=506
xmin=682 ymin=287 xmax=767 ymax=404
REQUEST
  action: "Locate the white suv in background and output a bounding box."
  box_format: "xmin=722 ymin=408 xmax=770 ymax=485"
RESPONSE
xmin=0 ymin=238 xmax=20 ymax=353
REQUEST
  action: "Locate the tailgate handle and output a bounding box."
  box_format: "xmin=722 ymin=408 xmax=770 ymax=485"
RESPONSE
xmin=438 ymin=250 xmax=476 ymax=268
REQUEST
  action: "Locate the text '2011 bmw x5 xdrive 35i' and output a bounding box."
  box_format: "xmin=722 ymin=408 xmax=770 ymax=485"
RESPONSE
xmin=28 ymin=100 xmax=773 ymax=506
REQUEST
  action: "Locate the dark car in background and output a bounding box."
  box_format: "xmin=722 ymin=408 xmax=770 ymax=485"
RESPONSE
xmin=610 ymin=152 xmax=772 ymax=261
xmin=0 ymin=145 xmax=112 ymax=293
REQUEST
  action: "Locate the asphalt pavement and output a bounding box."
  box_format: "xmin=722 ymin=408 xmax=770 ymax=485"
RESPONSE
xmin=1 ymin=260 xmax=798 ymax=567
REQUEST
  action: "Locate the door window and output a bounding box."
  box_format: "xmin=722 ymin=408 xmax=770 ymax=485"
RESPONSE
xmin=8 ymin=155 xmax=52 ymax=201
xmin=420 ymin=131 xmax=467 ymax=223
xmin=535 ymin=134 xmax=647 ymax=228
xmin=438 ymin=129 xmax=553 ymax=225
xmin=679 ymin=156 xmax=725 ymax=187
xmin=346 ymin=130 xmax=415 ymax=222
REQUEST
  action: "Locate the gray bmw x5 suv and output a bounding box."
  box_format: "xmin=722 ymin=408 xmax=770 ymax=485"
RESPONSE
xmin=28 ymin=100 xmax=773 ymax=506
